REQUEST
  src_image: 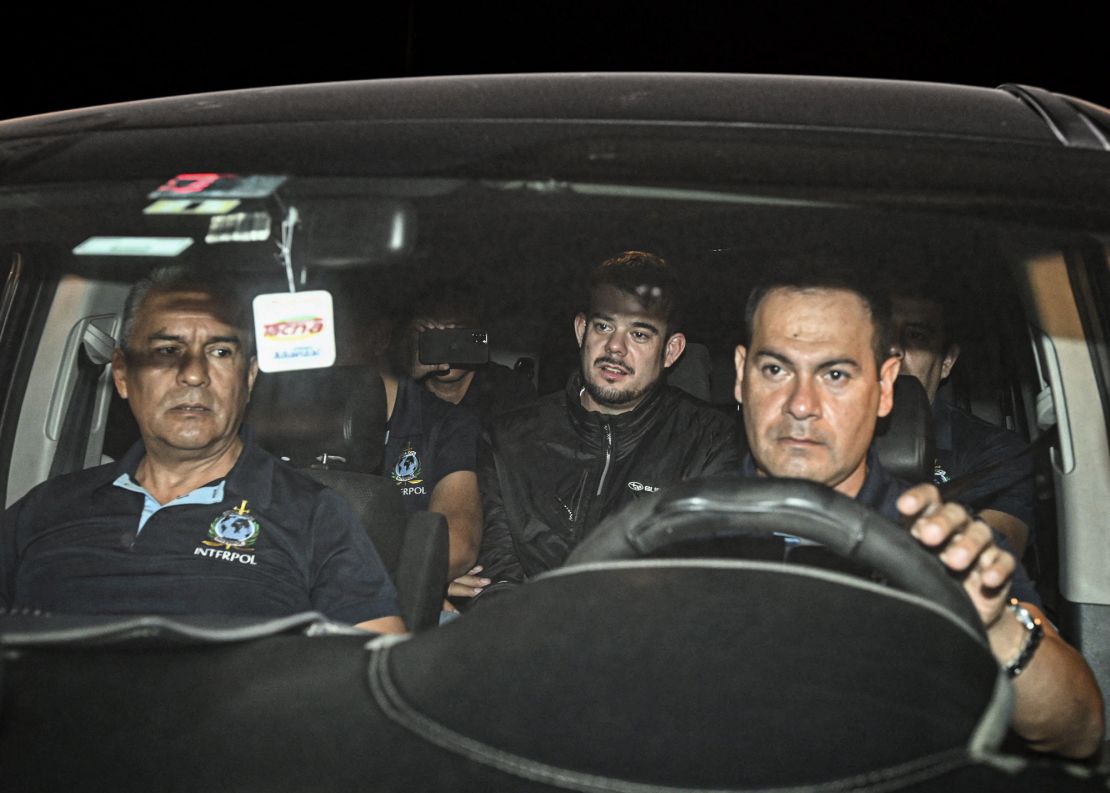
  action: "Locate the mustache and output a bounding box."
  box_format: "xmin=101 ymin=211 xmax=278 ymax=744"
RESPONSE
xmin=594 ymin=355 xmax=633 ymax=375
xmin=775 ymin=421 xmax=829 ymax=445
xmin=161 ymin=390 xmax=214 ymax=410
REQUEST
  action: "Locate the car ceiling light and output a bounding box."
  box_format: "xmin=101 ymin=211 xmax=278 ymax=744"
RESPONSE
xmin=72 ymin=237 xmax=194 ymax=257
xmin=144 ymin=198 xmax=241 ymax=215
xmin=388 ymin=209 xmax=407 ymax=252
xmin=205 ymin=212 xmax=272 ymax=244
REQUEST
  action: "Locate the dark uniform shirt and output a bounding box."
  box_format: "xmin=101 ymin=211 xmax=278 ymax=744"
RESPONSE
xmin=932 ymin=398 xmax=1035 ymax=539
xmin=739 ymin=450 xmax=1040 ymax=604
xmin=1 ymin=426 xmax=400 ymax=623
xmin=383 ymin=376 xmax=480 ymax=512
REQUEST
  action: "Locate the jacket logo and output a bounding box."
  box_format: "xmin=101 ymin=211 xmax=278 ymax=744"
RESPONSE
xmin=627 ymin=481 xmax=659 ymax=493
xmin=392 ymin=443 xmax=424 ymax=486
xmin=195 ymin=500 xmax=260 ymax=565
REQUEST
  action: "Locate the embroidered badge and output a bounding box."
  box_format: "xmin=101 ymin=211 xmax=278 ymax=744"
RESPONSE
xmin=194 ymin=500 xmax=262 ymax=566
xmin=391 ymin=442 xmax=423 ymax=486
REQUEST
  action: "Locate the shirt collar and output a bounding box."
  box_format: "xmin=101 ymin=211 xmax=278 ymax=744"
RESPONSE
xmin=740 ymin=447 xmax=892 ymax=511
xmin=854 ymin=448 xmax=894 ymax=511
xmin=564 ymin=371 xmax=666 ymax=438
xmin=100 ymin=424 xmax=273 ymax=508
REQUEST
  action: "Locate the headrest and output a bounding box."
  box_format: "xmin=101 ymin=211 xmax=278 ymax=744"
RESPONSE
xmin=875 ymin=374 xmax=936 ymax=483
xmin=248 ymin=365 xmax=386 ymax=473
xmin=666 ymin=342 xmax=712 ymax=402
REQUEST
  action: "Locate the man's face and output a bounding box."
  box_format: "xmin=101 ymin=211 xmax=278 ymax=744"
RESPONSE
xmin=574 ymin=284 xmax=685 ymax=414
xmin=735 ymin=287 xmax=900 ymax=497
xmin=112 ymin=290 xmax=257 ymax=462
xmin=890 ymin=295 xmax=959 ymax=404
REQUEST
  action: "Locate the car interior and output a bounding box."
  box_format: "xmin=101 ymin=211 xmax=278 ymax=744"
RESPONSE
xmin=1 ymin=147 xmax=1108 ymax=788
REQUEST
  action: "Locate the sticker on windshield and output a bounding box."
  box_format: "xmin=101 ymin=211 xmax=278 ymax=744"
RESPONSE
xmin=205 ymin=212 xmax=272 ymax=243
xmin=144 ymin=198 xmax=241 ymax=215
xmin=253 ymin=290 xmax=336 ymax=373
xmin=149 ymin=173 xmax=287 ymax=200
xmin=72 ymin=236 xmax=194 ymax=257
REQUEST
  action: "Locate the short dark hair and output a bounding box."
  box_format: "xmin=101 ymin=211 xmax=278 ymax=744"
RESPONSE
xmin=119 ymin=265 xmax=255 ymax=357
xmin=744 ymin=262 xmax=894 ymax=371
xmin=588 ymin=251 xmax=683 ymax=334
xmin=885 ymin=271 xmax=963 ymax=352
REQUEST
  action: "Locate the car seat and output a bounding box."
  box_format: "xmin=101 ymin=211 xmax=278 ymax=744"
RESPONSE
xmin=248 ymin=365 xmax=448 ymax=631
xmin=874 ymin=374 xmax=936 ymax=483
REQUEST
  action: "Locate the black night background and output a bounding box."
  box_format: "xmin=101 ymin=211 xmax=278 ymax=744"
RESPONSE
xmin=5 ymin=3 xmax=1106 ymax=120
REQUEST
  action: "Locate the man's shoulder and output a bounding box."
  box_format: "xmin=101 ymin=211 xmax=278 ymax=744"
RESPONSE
xmin=6 ymin=461 xmax=121 ymax=516
xmin=943 ymin=402 xmax=1026 ymax=455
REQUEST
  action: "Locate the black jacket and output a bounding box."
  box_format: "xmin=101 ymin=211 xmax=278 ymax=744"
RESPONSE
xmin=477 ymin=374 xmax=739 ymax=583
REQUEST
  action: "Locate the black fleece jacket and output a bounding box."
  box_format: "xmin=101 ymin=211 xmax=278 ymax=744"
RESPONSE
xmin=476 ymin=373 xmax=739 ymax=583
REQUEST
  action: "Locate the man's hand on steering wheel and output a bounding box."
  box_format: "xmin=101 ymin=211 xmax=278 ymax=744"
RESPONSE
xmin=897 ymin=483 xmax=1015 ymax=629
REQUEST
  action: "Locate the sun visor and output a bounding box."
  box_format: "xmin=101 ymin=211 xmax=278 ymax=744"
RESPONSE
xmin=299 ymin=198 xmax=415 ymax=267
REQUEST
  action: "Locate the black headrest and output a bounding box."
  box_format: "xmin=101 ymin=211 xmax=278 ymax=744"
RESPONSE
xmin=875 ymin=375 xmax=936 ymax=483
xmin=248 ymin=365 xmax=386 ymax=473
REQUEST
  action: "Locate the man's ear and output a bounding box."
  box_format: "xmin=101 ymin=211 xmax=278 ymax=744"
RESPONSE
xmin=111 ymin=348 xmax=129 ymax=400
xmin=247 ymin=357 xmax=259 ymax=397
xmin=941 ymin=343 xmax=960 ymax=381
xmin=877 ymin=355 xmax=902 ymax=418
xmin=662 ymin=332 xmax=686 ymax=368
xmin=573 ymin=313 xmax=587 ymax=348
xmin=733 ymin=344 xmax=748 ymax=403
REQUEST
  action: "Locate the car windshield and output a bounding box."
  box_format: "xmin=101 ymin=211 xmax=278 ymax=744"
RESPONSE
xmin=1 ymin=76 xmax=1110 ymax=785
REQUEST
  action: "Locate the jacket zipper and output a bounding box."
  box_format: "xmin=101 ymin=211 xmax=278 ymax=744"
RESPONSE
xmin=596 ymin=422 xmax=613 ymax=496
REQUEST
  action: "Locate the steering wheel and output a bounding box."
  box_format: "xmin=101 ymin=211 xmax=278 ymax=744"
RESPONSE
xmin=565 ymin=476 xmax=985 ymax=637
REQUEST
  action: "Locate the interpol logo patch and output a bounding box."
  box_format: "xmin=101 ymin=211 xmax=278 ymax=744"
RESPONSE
xmin=391 ymin=442 xmax=423 ymax=486
xmin=195 ymin=501 xmax=261 ymax=565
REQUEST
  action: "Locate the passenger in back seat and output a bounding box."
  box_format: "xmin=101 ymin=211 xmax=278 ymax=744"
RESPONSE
xmin=401 ymin=281 xmax=536 ymax=428
xmin=372 ymin=314 xmax=484 ymax=582
xmin=890 ymin=287 xmax=1034 ymax=556
xmin=456 ymin=252 xmax=738 ymax=600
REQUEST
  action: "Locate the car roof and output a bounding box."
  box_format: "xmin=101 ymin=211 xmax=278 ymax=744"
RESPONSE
xmin=1 ymin=73 xmax=1106 ymax=147
xmin=2 ymin=74 xmax=1109 ymax=234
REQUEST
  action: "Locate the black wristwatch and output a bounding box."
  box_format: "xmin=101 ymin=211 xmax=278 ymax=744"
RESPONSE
xmin=1003 ymin=599 xmax=1044 ymax=678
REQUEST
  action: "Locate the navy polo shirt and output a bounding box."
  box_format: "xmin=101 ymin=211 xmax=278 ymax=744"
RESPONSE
xmin=1 ymin=426 xmax=400 ymax=623
xmin=739 ymin=451 xmax=1040 ymax=605
xmin=383 ymin=376 xmax=479 ymax=512
xmin=933 ymin=398 xmax=1035 ymax=539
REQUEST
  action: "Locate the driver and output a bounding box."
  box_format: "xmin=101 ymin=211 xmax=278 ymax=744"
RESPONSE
xmin=1 ymin=266 xmax=404 ymax=634
xmin=734 ymin=268 xmax=1103 ymax=758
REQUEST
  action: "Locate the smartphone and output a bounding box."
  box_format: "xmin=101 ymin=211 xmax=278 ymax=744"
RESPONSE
xmin=418 ymin=328 xmax=489 ymax=365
